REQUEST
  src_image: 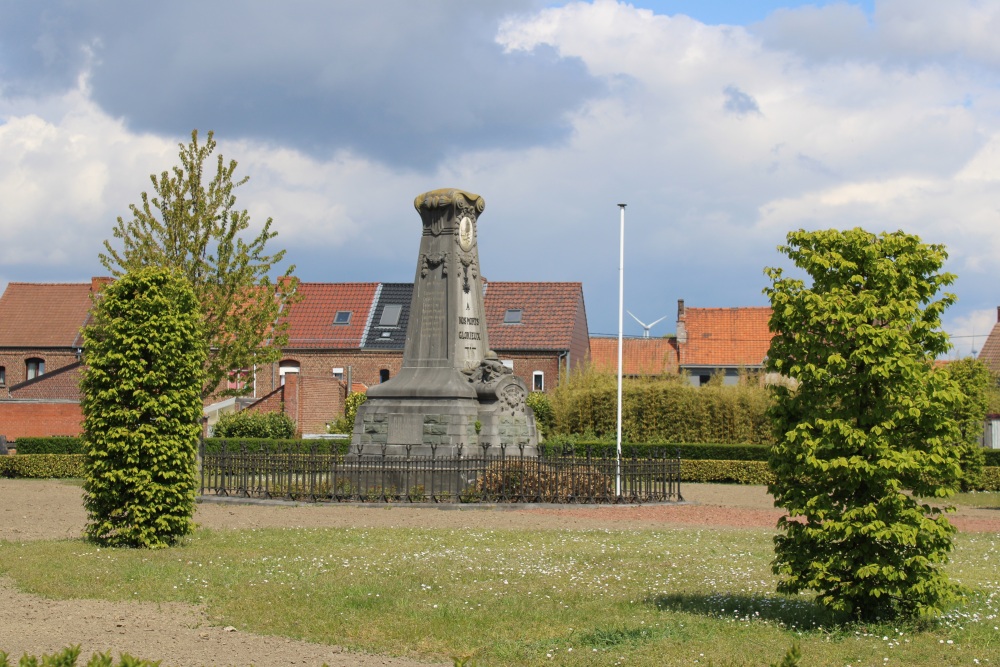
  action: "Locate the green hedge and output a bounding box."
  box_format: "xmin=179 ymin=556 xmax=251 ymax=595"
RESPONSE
xmin=10 ymin=437 xmax=83 ymax=454
xmin=552 ymin=371 xmax=775 ymax=445
xmin=984 ymin=450 xmax=1000 ymax=467
xmin=202 ymin=437 xmax=351 ymax=455
xmin=0 ymin=454 xmax=85 ymax=478
xmin=541 ymin=440 xmax=769 ymax=461
xmin=681 ymin=459 xmax=775 ymax=485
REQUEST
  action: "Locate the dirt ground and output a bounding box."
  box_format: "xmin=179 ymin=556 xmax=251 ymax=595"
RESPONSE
xmin=2 ymin=479 xmax=998 ymax=666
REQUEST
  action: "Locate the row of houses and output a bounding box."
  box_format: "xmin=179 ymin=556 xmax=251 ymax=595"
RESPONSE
xmin=11 ymin=276 xmax=995 ymax=441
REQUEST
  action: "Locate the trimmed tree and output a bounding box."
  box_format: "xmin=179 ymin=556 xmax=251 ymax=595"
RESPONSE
xmin=765 ymin=228 xmax=965 ymax=620
xmin=944 ymin=357 xmax=991 ymax=490
xmin=100 ymin=129 xmax=296 ymax=399
xmin=81 ymin=268 xmax=206 ymax=548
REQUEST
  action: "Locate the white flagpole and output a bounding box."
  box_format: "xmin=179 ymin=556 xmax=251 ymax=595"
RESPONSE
xmin=616 ymin=203 xmax=626 ymax=498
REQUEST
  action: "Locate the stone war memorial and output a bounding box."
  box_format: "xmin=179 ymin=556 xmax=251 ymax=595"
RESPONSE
xmin=351 ymin=188 xmax=539 ymax=457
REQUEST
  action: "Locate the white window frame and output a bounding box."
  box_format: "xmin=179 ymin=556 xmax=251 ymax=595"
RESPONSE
xmin=532 ymin=370 xmax=544 ymax=392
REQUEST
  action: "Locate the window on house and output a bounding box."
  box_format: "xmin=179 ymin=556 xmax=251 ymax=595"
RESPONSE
xmin=379 ymin=369 xmax=390 ymax=383
xmin=332 ymin=367 xmax=344 ymax=381
xmin=533 ymin=371 xmax=544 ymax=392
xmin=379 ymin=304 xmax=402 ymax=327
xmin=0 ymin=366 xmax=5 ymax=386
xmin=501 ymin=360 xmax=514 ymax=370
xmin=26 ymin=358 xmax=44 ymax=380
xmin=503 ymin=309 xmax=522 ymax=324
xmin=227 ymin=369 xmax=250 ymax=392
xmin=333 ymin=311 xmax=352 ymax=325
xmin=279 ymin=360 xmax=300 ymax=386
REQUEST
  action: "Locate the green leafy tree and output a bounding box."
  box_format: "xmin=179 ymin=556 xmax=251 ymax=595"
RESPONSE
xmin=765 ymin=228 xmax=965 ymax=620
xmin=944 ymin=357 xmax=991 ymax=489
xmin=81 ymin=268 xmax=206 ymax=548
xmin=100 ymin=129 xmax=296 ymax=399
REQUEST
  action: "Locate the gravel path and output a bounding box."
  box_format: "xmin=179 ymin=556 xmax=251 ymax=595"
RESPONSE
xmin=1 ymin=478 xmax=997 ymax=666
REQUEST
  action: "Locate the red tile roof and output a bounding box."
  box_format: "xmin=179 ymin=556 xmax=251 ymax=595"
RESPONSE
xmin=0 ymin=283 xmax=93 ymax=348
xmin=978 ymin=309 xmax=1000 ymax=375
xmin=281 ymin=283 xmax=380 ymax=349
xmin=680 ymin=306 xmax=773 ymax=367
xmin=588 ymin=336 xmax=678 ymax=375
xmin=484 ymin=282 xmax=585 ymax=351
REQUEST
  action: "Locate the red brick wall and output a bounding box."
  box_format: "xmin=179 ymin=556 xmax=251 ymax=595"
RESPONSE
xmin=244 ymin=372 xmax=347 ymax=436
xmin=494 ymin=352 xmax=562 ymax=393
xmin=0 ymin=401 xmax=83 ymax=440
xmin=0 ymin=349 xmax=80 ymax=393
xmin=8 ymin=363 xmax=82 ymax=400
xmin=255 ymin=350 xmax=405 ymax=396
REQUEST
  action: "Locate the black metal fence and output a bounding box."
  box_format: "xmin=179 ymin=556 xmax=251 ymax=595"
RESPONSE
xmin=200 ymin=442 xmax=682 ymax=504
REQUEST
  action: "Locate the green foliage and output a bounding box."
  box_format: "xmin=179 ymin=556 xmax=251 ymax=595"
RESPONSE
xmin=100 ymin=129 xmax=297 ymax=399
xmin=0 ymin=646 xmax=160 ymax=667
xmin=680 ymin=459 xmax=774 ymax=484
xmin=10 ymin=437 xmax=83 ymax=454
xmin=765 ymin=228 xmax=965 ymax=621
xmin=943 ymin=358 xmax=991 ymax=490
xmin=328 ymin=391 xmax=367 ymax=434
xmin=0 ymin=454 xmax=85 ymax=478
xmin=551 ymin=367 xmax=773 ymax=444
xmin=202 ymin=438 xmax=349 ymax=455
xmin=212 ymin=410 xmax=296 ymax=439
xmin=525 ymin=391 xmax=554 ymax=437
xmin=80 ymin=268 xmax=206 ymax=548
xmin=770 ymin=641 xmax=802 ymax=667
xmin=539 ymin=438 xmax=768 ymax=461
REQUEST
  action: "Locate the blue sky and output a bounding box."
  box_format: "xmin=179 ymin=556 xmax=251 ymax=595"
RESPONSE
xmin=1 ymin=1 xmax=998 ymax=354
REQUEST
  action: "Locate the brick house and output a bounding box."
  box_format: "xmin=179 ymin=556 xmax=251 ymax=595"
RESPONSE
xmin=587 ymin=336 xmax=678 ymax=376
xmin=1 ymin=278 xmax=590 ymax=439
xmin=676 ymin=300 xmax=773 ymax=385
xmin=587 ymin=300 xmax=774 ymax=385
xmin=0 ymin=279 xmax=109 ymax=439
xmin=978 ymin=306 xmax=1000 ymax=377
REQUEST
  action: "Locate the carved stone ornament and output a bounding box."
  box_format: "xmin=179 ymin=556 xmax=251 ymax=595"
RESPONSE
xmin=458 ymin=215 xmax=475 ymax=252
xmin=501 ymin=384 xmax=526 ymax=412
xmin=420 ymin=251 xmax=449 ymax=278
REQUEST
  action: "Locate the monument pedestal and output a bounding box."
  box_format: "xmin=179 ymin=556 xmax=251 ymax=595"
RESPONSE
xmin=352 ymin=189 xmax=538 ymax=457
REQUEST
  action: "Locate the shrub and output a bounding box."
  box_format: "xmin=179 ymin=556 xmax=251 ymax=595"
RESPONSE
xmin=81 ymin=268 xmax=206 ymax=548
xmin=10 ymin=437 xmax=83 ymax=455
xmin=0 ymin=454 xmax=85 ymax=478
xmin=475 ymin=460 xmax=613 ymax=500
xmin=329 ymin=391 xmax=367 ymax=434
xmin=526 ymin=391 xmax=554 ymax=437
xmin=202 ymin=438 xmax=349 ymax=455
xmin=213 ymin=410 xmax=296 ymax=439
xmin=0 ymin=645 xmax=160 ymax=667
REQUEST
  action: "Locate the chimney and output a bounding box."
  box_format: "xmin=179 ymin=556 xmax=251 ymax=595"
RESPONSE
xmin=676 ymin=299 xmax=687 ymax=344
xmin=997 ymin=305 xmax=1000 ymax=323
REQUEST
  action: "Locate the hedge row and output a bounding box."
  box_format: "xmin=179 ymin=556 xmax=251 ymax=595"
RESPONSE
xmin=9 ymin=436 xmax=83 ymax=454
xmin=202 ymin=437 xmax=351 ymax=455
xmin=0 ymin=454 xmax=85 ymax=478
xmin=551 ymin=371 xmax=775 ymax=445
xmin=0 ymin=645 xmax=159 ymax=667
xmin=541 ymin=440 xmax=769 ymax=461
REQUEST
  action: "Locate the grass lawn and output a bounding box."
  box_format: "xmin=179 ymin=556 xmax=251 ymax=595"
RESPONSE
xmin=1 ymin=524 xmax=998 ymax=666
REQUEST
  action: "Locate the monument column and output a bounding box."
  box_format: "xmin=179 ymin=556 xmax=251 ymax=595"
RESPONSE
xmin=352 ymin=188 xmax=537 ymax=457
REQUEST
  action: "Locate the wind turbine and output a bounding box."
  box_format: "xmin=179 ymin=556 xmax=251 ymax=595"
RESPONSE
xmin=627 ymin=310 xmax=668 ymax=338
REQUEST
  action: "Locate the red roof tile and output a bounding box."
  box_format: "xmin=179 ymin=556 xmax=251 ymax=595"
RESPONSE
xmin=588 ymin=336 xmax=678 ymax=375
xmin=978 ymin=310 xmax=1000 ymax=375
xmin=0 ymin=283 xmax=93 ymax=348
xmin=281 ymin=283 xmax=379 ymax=349
xmin=681 ymin=307 xmax=773 ymax=367
xmin=484 ymin=282 xmax=585 ymax=351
